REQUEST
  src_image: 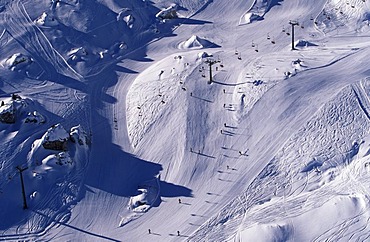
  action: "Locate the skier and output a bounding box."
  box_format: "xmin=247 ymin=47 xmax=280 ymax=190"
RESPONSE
xmin=148 ymin=229 xmax=151 ymax=234
xmin=177 ymin=231 xmax=180 ymax=236
xmin=178 ymin=198 xmax=182 ymax=204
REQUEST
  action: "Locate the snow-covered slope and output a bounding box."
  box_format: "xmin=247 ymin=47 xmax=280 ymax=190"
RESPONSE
xmin=2 ymin=0 xmax=370 ymax=241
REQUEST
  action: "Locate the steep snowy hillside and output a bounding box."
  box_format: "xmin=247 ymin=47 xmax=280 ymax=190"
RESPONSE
xmin=1 ymin=0 xmax=370 ymax=241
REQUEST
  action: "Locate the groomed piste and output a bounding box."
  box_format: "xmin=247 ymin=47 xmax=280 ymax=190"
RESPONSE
xmin=1 ymin=0 xmax=370 ymax=241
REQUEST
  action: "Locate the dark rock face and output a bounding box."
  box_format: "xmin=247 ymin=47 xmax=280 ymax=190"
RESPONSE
xmin=0 ymin=109 xmax=15 ymax=124
xmin=42 ymin=140 xmax=68 ymax=151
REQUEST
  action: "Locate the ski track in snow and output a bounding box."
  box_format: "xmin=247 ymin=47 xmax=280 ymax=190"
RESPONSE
xmin=3 ymin=0 xmax=370 ymax=241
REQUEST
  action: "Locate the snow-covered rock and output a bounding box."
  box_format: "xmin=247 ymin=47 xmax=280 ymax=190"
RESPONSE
xmin=156 ymin=4 xmax=178 ymax=20
xmin=67 ymin=47 xmax=89 ymax=61
xmin=0 ymin=103 xmax=15 ymax=124
xmin=25 ymin=111 xmax=45 ymax=124
xmin=1 ymin=53 xmax=33 ymax=71
xmin=41 ymin=124 xmax=69 ymax=150
xmin=70 ymin=125 xmax=89 ymax=145
xmin=34 ymin=12 xmax=58 ymax=27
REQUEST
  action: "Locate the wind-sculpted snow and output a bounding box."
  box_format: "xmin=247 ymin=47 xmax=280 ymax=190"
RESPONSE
xmin=190 ymin=82 xmax=370 ymax=241
xmin=239 ymin=0 xmax=283 ymax=25
xmin=2 ymin=0 xmax=81 ymax=80
xmin=127 ymin=52 xmax=201 ymax=148
xmin=315 ymin=0 xmax=370 ymax=33
xmin=4 ymin=0 xmax=370 ymax=240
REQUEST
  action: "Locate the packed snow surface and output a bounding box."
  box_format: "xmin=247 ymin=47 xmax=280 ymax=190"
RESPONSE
xmin=2 ymin=0 xmax=370 ymax=241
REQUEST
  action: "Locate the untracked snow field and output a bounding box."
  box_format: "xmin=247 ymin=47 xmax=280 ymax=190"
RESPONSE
xmin=1 ymin=0 xmax=370 ymax=241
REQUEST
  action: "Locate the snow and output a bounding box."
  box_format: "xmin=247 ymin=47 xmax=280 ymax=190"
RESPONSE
xmin=178 ymin=35 xmax=219 ymax=49
xmin=2 ymin=0 xmax=370 ymax=241
xmin=41 ymin=123 xmax=69 ymax=143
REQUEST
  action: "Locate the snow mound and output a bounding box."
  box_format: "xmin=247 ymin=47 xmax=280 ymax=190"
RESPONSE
xmin=239 ymin=0 xmax=279 ymax=25
xmin=237 ymin=223 xmax=293 ymax=242
xmin=197 ymin=51 xmax=213 ymax=59
xmin=1 ymin=53 xmax=33 ymax=71
xmin=178 ymin=35 xmax=218 ymax=49
xmin=41 ymin=152 xmax=73 ymax=167
xmin=67 ymin=47 xmax=89 ymax=61
xmin=34 ymin=12 xmax=58 ymax=27
xmin=239 ymin=12 xmax=262 ymax=25
xmin=294 ymin=39 xmax=318 ymax=48
xmin=70 ymin=125 xmax=89 ymax=145
xmin=237 ymin=195 xmax=367 ymax=242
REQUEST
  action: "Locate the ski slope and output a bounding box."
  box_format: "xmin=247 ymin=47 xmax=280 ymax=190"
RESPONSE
xmin=1 ymin=0 xmax=370 ymax=241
